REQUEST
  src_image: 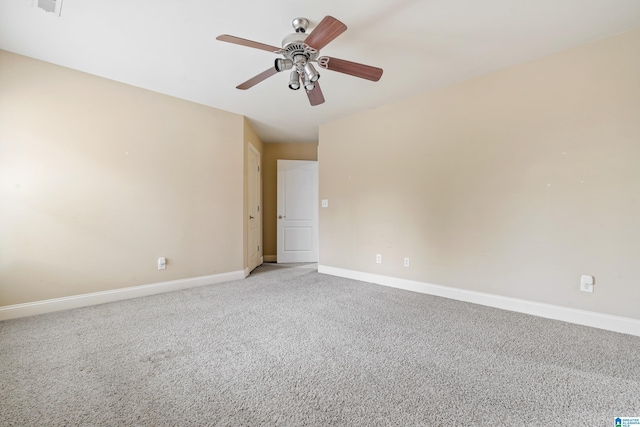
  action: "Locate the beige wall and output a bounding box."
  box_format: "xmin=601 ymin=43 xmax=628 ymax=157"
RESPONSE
xmin=0 ymin=50 xmax=246 ymax=306
xmin=319 ymin=29 xmax=640 ymax=320
xmin=263 ymin=143 xmax=318 ymax=259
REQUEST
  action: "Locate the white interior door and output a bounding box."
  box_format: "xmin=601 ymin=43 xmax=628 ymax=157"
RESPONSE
xmin=277 ymin=160 xmax=318 ymax=263
xmin=248 ymin=144 xmax=261 ymax=271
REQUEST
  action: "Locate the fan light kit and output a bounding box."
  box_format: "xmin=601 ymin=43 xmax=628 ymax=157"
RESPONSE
xmin=216 ymin=16 xmax=383 ymax=106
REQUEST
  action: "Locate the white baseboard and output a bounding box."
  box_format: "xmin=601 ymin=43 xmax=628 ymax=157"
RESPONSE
xmin=263 ymin=255 xmax=277 ymax=263
xmin=318 ymin=265 xmax=640 ymax=337
xmin=0 ymin=270 xmax=246 ymax=321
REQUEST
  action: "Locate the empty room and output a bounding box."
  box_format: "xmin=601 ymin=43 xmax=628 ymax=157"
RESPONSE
xmin=1 ymin=1 xmax=639 ymax=425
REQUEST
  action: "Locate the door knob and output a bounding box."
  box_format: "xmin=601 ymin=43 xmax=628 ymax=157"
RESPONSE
xmin=249 ymin=215 xmax=255 ymax=219
xmin=278 ymin=215 xmax=286 ymax=219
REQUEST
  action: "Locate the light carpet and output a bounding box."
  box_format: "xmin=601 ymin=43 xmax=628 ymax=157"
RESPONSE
xmin=1 ymin=263 xmax=639 ymax=426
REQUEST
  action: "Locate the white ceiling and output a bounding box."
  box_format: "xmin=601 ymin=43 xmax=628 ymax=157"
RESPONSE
xmin=2 ymin=0 xmax=640 ymax=143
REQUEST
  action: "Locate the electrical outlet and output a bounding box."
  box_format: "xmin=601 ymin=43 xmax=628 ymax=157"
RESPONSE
xmin=580 ymin=275 xmax=594 ymax=293
xmin=376 ymin=254 xmax=382 ymax=264
xmin=158 ymin=257 xmax=166 ymax=270
xmin=404 ymin=257 xmax=410 ymax=267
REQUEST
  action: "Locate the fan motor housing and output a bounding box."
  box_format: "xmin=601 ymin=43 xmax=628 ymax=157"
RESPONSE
xmin=281 ymin=33 xmax=318 ymax=62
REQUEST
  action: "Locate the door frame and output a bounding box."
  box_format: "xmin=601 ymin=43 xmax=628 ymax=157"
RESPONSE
xmin=247 ymin=142 xmax=262 ymax=272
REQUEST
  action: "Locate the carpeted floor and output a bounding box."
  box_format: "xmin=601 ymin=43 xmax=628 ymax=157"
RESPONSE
xmin=1 ymin=263 xmax=639 ymax=426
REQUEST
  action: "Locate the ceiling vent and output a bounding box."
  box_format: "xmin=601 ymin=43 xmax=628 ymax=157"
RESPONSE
xmin=33 ymin=0 xmax=63 ymax=16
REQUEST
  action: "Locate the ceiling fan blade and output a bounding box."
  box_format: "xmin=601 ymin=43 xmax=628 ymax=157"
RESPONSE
xmin=317 ymin=56 xmax=383 ymax=81
xmin=216 ymin=35 xmax=280 ymax=53
xmin=306 ymin=82 xmax=325 ymax=106
xmin=304 ymin=16 xmax=347 ymax=51
xmin=236 ymin=67 xmax=278 ymax=90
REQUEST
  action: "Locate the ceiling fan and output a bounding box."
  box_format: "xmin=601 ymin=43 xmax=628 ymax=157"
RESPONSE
xmin=216 ymin=16 xmax=383 ymax=106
